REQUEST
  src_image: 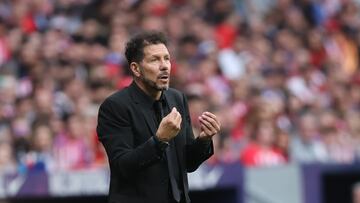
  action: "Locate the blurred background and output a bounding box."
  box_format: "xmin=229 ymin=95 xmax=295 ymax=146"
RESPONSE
xmin=0 ymin=0 xmax=360 ymax=202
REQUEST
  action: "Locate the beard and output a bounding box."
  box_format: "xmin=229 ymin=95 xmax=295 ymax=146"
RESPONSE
xmin=139 ymin=69 xmax=169 ymax=91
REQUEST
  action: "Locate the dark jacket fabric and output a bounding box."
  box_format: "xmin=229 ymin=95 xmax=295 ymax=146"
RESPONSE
xmin=97 ymin=82 xmax=213 ymax=203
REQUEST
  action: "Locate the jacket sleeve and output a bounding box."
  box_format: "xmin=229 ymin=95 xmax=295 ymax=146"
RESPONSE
xmin=96 ymin=98 xmax=163 ymax=179
xmin=182 ymin=93 xmax=214 ymax=172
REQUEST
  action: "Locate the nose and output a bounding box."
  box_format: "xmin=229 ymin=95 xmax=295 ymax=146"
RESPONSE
xmin=160 ymin=58 xmax=170 ymax=71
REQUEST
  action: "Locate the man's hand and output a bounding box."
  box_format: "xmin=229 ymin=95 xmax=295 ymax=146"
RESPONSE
xmin=198 ymin=112 xmax=220 ymax=140
xmin=156 ymin=107 xmax=182 ymax=142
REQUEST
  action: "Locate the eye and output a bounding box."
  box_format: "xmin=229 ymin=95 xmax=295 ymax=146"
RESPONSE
xmin=150 ymin=57 xmax=158 ymax=62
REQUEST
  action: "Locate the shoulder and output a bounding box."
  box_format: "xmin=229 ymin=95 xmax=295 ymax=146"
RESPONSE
xmin=164 ymin=88 xmax=188 ymax=108
xmin=100 ymin=87 xmax=131 ymax=110
xmin=165 ymin=88 xmax=184 ymax=100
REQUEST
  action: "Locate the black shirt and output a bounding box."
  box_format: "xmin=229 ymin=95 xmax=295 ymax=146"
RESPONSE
xmin=132 ymin=83 xmax=183 ymax=201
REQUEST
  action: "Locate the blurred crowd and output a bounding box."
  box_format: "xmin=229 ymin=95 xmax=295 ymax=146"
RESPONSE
xmin=1 ymin=0 xmax=360 ymax=173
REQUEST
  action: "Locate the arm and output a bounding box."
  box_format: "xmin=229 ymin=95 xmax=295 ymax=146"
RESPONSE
xmin=96 ymin=98 xmax=163 ymax=179
xmin=182 ymin=94 xmax=214 ymax=172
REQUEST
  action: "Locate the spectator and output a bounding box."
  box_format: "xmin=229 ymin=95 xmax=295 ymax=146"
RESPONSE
xmin=240 ymin=119 xmax=286 ymax=167
xmin=320 ymin=126 xmax=355 ymax=163
xmin=0 ymin=141 xmax=16 ymax=173
xmin=0 ymin=0 xmax=359 ymax=172
xmin=20 ymin=123 xmax=55 ymax=171
xmin=290 ymin=112 xmax=328 ymax=163
xmin=53 ymin=114 xmax=92 ymax=170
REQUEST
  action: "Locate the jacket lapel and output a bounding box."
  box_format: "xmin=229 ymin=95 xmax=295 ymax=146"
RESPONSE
xmin=140 ymin=107 xmax=157 ymax=137
xmin=128 ymin=82 xmax=157 ymax=138
xmin=163 ymin=92 xmax=182 ymax=144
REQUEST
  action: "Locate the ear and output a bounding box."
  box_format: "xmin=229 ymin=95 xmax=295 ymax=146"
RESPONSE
xmin=130 ymin=62 xmax=141 ymax=77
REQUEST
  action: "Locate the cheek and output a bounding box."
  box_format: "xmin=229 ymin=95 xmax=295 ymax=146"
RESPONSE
xmin=143 ymin=66 xmax=159 ymax=79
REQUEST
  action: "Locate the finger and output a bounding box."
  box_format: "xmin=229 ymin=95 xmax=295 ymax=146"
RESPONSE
xmin=168 ymin=107 xmax=178 ymax=119
xmin=202 ymin=112 xmax=220 ymax=126
xmin=199 ymin=117 xmax=217 ymax=135
xmin=200 ymin=121 xmax=216 ymax=136
xmin=199 ymin=119 xmax=215 ymax=133
xmin=173 ymin=111 xmax=181 ymax=125
xmin=177 ymin=111 xmax=182 ymax=123
xmin=176 ymin=115 xmax=182 ymax=129
xmin=200 ymin=115 xmax=220 ymax=131
xmin=172 ymin=108 xmax=179 ymax=119
xmin=203 ymin=112 xmax=217 ymax=119
xmin=201 ymin=114 xmax=220 ymax=129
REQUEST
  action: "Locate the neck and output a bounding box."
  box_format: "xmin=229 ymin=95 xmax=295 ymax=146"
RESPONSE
xmin=134 ymin=80 xmax=162 ymax=100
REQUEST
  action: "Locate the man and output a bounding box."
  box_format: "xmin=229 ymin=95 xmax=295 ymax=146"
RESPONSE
xmin=96 ymin=31 xmax=220 ymax=203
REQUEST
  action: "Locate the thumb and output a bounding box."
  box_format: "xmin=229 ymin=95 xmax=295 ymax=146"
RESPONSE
xmin=199 ymin=131 xmax=206 ymax=138
xmin=167 ymin=107 xmax=177 ymax=118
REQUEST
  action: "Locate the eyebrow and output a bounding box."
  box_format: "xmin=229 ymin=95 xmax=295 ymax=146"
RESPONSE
xmin=148 ymin=53 xmax=170 ymax=58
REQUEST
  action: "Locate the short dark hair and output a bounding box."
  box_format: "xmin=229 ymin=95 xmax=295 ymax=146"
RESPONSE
xmin=125 ymin=31 xmax=168 ymax=64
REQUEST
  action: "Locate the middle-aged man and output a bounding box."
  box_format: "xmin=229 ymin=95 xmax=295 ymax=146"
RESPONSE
xmin=96 ymin=31 xmax=220 ymax=203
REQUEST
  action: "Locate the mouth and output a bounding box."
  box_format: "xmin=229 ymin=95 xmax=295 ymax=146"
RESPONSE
xmin=158 ymin=73 xmax=170 ymax=82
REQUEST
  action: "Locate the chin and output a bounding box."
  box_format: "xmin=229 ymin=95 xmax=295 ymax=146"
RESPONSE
xmin=156 ymin=82 xmax=169 ymax=90
xmin=157 ymin=85 xmax=169 ymax=91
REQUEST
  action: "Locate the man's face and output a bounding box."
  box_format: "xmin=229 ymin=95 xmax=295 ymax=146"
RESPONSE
xmin=137 ymin=43 xmax=171 ymax=91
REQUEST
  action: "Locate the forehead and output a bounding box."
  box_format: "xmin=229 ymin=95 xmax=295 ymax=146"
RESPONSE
xmin=143 ymin=43 xmax=169 ymax=57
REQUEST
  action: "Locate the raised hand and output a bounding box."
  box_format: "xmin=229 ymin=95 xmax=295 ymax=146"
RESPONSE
xmin=156 ymin=107 xmax=182 ymax=142
xmin=198 ymin=112 xmax=220 ymax=140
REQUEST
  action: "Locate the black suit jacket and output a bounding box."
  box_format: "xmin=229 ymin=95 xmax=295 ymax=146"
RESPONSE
xmin=97 ymin=82 xmax=213 ymax=203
